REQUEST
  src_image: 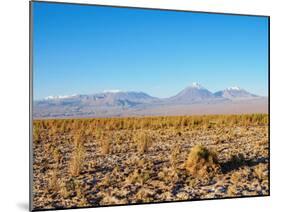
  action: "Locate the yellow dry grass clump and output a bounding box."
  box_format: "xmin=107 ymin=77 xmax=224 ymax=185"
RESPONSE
xmin=101 ymin=139 xmax=110 ymax=155
xmin=185 ymin=145 xmax=220 ymax=178
xmin=69 ymin=132 xmax=85 ymax=176
xmin=135 ymin=131 xmax=152 ymax=154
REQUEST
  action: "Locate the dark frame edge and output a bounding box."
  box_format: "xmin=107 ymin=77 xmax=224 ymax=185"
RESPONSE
xmin=29 ymin=1 xmax=34 ymax=211
xmin=31 ymin=195 xmax=270 ymax=212
xmin=31 ymin=0 xmax=270 ymax=18
xmin=267 ymin=16 xmax=270 ymax=196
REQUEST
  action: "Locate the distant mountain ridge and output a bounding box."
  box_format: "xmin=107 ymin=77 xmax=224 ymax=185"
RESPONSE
xmin=214 ymin=87 xmax=258 ymax=99
xmin=33 ymin=83 xmax=267 ymax=118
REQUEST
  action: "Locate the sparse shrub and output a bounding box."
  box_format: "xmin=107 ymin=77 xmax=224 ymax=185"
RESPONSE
xmin=135 ymin=131 xmax=152 ymax=154
xmin=171 ymin=144 xmax=180 ymax=169
xmin=185 ymin=145 xmax=220 ymax=178
xmin=99 ymin=132 xmax=113 ymax=155
xmin=73 ymin=130 xmax=84 ymax=147
xmin=69 ymin=142 xmax=85 ymax=177
xmin=49 ymin=168 xmax=60 ymax=192
xmin=101 ymin=137 xmax=111 ymax=155
xmin=33 ymin=125 xmax=40 ymax=143
xmin=59 ymin=181 xmax=70 ymax=198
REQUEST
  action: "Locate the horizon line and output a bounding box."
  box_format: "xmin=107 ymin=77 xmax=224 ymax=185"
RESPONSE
xmin=34 ymin=83 xmax=268 ymax=101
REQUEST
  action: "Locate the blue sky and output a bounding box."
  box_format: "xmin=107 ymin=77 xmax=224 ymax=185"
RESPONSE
xmin=33 ymin=2 xmax=269 ymax=100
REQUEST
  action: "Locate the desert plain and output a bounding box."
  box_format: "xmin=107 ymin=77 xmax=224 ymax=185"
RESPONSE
xmin=32 ymin=114 xmax=269 ymax=210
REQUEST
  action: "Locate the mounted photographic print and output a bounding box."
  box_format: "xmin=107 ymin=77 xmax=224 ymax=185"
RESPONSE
xmin=30 ymin=1 xmax=270 ymax=211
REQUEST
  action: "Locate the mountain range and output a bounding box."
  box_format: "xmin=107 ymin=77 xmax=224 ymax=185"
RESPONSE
xmin=33 ymin=83 xmax=268 ymax=118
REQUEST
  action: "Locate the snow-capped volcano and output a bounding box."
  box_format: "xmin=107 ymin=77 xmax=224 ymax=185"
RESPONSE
xmin=168 ymin=82 xmax=214 ymax=103
xmin=214 ymin=87 xmax=257 ymax=99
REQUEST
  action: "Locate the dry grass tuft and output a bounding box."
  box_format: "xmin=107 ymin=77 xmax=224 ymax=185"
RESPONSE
xmin=171 ymin=144 xmax=180 ymax=170
xmin=101 ymin=139 xmax=111 ymax=155
xmin=48 ymin=167 xmax=61 ymax=192
xmin=135 ymin=131 xmax=152 ymax=154
xmin=69 ymin=135 xmax=85 ymax=176
xmin=33 ymin=125 xmax=40 ymax=143
xmin=69 ymin=146 xmax=85 ymax=177
xmin=185 ymin=145 xmax=220 ymax=178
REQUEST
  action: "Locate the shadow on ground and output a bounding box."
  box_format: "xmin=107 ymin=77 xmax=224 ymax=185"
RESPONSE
xmin=220 ymin=156 xmax=268 ymax=174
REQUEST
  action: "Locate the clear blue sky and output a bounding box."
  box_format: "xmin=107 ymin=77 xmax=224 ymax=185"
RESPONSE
xmin=33 ymin=2 xmax=269 ymax=100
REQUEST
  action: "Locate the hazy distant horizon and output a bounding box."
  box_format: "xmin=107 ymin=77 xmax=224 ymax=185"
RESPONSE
xmin=33 ymin=82 xmax=269 ymax=101
xmin=33 ymin=2 xmax=269 ymax=100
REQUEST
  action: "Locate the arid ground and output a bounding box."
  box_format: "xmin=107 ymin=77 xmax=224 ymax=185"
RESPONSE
xmin=32 ymin=114 xmax=269 ymax=210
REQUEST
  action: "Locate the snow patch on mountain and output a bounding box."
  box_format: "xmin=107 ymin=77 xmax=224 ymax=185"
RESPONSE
xmin=103 ymin=89 xmax=122 ymax=93
xmin=226 ymin=86 xmax=242 ymax=91
xmin=191 ymin=82 xmax=205 ymax=89
xmin=44 ymin=94 xmax=77 ymax=100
